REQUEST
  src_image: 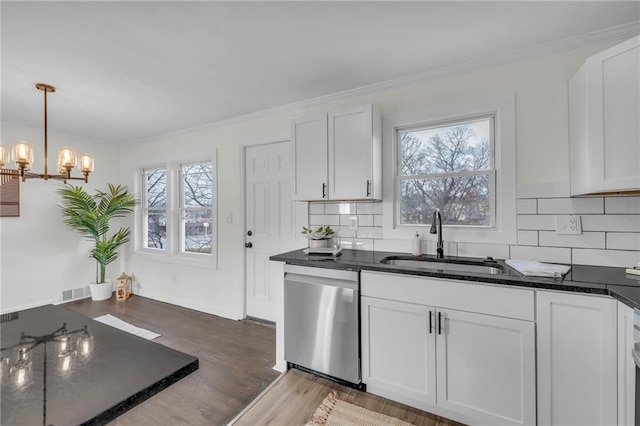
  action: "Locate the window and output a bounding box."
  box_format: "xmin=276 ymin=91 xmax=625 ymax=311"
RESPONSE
xmin=397 ymin=116 xmax=495 ymax=227
xmin=180 ymin=162 xmax=213 ymax=254
xmin=143 ymin=167 xmax=168 ymax=250
xmin=139 ymin=158 xmax=215 ymax=265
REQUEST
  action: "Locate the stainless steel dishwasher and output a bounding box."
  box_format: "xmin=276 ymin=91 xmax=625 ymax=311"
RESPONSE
xmin=284 ymin=264 xmax=361 ymax=386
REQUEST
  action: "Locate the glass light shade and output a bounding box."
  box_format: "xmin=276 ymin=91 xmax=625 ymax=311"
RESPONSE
xmin=57 ymin=147 xmax=77 ymax=173
xmin=58 ymin=332 xmax=71 ymax=354
xmin=79 ymin=154 xmax=94 ymax=173
xmin=11 ymin=350 xmax=32 ymax=388
xmin=77 ymin=329 xmax=93 ymax=357
xmin=12 ymin=141 xmax=34 ymax=169
xmin=0 ymin=145 xmax=9 ymax=167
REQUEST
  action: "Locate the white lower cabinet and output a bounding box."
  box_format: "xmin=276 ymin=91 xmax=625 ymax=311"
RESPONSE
xmin=435 ymin=309 xmax=536 ymax=425
xmin=361 ymin=298 xmax=436 ymax=406
xmin=617 ymin=301 xmax=636 ymax=426
xmin=536 ymin=290 xmax=618 ymax=426
xmin=361 ymin=272 xmax=536 ymax=426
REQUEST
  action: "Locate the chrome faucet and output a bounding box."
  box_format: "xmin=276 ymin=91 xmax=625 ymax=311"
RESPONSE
xmin=430 ymin=209 xmax=444 ymax=259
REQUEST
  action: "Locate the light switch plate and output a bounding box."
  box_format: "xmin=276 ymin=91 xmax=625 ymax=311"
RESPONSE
xmin=555 ymin=215 xmax=582 ymax=235
xmin=348 ymin=216 xmax=358 ymax=230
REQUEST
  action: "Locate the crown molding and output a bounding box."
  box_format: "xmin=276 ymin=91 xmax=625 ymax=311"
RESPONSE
xmin=125 ymin=21 xmax=640 ymax=146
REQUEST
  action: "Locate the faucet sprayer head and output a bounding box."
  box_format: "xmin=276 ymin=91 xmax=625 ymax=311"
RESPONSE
xmin=430 ymin=209 xmax=439 ymax=234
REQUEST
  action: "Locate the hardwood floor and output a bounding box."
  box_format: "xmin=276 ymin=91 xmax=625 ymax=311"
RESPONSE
xmin=232 ymin=369 xmax=465 ymax=426
xmin=65 ymin=295 xmax=463 ymax=426
xmin=63 ymin=295 xmax=280 ymax=425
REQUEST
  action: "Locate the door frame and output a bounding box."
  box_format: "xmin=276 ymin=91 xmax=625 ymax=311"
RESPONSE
xmin=238 ymin=135 xmax=291 ymax=320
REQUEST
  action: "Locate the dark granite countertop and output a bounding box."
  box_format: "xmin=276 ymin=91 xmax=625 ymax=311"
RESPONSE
xmin=1 ymin=304 xmax=198 ymax=426
xmin=271 ymin=248 xmax=640 ymax=309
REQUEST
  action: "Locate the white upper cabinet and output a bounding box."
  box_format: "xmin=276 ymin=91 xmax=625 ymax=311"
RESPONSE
xmin=569 ymin=35 xmax=640 ymax=196
xmin=292 ymin=114 xmax=328 ymax=200
xmin=292 ymin=105 xmax=382 ymax=201
xmin=328 ymin=105 xmax=382 ymax=200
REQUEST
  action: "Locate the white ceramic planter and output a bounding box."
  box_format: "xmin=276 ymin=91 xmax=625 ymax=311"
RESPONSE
xmin=89 ymin=280 xmax=113 ymax=301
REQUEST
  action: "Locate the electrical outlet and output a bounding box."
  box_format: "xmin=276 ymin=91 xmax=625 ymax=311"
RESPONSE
xmin=348 ymin=216 xmax=358 ymax=231
xmin=555 ymin=215 xmax=582 ymax=235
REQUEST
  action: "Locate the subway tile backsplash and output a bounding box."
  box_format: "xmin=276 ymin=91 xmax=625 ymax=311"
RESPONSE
xmin=308 ymin=195 xmax=640 ymax=268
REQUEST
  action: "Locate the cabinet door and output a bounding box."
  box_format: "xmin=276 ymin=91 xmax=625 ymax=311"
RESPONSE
xmin=569 ymin=35 xmax=640 ymax=195
xmin=361 ymin=296 xmax=437 ymax=407
xmin=328 ymin=105 xmax=381 ymax=200
xmin=600 ymin=36 xmax=640 ymax=192
xmin=292 ymin=114 xmax=328 ymax=201
xmin=436 ymin=309 xmax=536 ymax=426
xmin=618 ymin=302 xmax=636 ymax=426
xmin=537 ymin=291 xmax=617 ymax=426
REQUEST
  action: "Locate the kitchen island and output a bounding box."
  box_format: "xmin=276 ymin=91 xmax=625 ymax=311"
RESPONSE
xmin=0 ymin=304 xmax=198 ymax=425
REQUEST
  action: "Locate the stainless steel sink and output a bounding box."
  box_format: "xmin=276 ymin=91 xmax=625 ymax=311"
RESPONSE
xmin=380 ymin=257 xmax=504 ymax=275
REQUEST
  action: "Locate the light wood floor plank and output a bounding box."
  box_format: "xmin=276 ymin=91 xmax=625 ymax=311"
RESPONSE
xmin=233 ymin=369 xmax=465 ymax=426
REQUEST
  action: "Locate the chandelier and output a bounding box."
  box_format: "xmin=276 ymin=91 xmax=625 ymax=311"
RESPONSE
xmin=0 ymin=83 xmax=94 ymax=183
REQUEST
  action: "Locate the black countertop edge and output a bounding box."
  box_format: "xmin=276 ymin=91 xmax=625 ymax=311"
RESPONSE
xmin=270 ymin=249 xmax=640 ymax=309
xmin=80 ymin=359 xmax=199 ymax=426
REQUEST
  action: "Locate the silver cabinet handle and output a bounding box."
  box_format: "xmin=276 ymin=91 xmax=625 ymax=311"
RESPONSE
xmin=366 ymin=180 xmax=371 ymax=197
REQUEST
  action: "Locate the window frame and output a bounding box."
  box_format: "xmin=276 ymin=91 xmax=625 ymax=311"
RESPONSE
xmin=382 ymin=95 xmax=516 ymax=245
xmin=395 ymin=114 xmax=497 ymax=229
xmin=178 ymin=161 xmax=215 ymax=257
xmin=142 ymin=166 xmax=169 ymax=252
xmin=135 ymin=155 xmax=217 ymax=268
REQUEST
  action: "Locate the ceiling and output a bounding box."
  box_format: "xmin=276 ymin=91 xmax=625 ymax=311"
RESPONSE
xmin=2 ymin=1 xmax=639 ymax=144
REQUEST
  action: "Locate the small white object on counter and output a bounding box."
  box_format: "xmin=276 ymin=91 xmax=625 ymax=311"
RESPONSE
xmin=506 ymin=259 xmax=571 ymax=278
xmin=626 ymin=266 xmax=640 ymax=276
xmin=412 ymin=231 xmax=422 ymax=256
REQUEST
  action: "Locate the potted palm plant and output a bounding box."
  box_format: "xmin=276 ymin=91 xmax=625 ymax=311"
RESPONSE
xmin=58 ymin=183 xmax=138 ymax=301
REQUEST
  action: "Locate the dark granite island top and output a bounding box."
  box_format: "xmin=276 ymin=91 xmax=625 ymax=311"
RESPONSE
xmin=1 ymin=304 xmax=198 ymax=426
xmin=270 ymin=248 xmax=640 ymax=309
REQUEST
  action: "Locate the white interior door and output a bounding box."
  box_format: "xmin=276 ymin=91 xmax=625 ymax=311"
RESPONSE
xmin=245 ymin=141 xmax=307 ymax=321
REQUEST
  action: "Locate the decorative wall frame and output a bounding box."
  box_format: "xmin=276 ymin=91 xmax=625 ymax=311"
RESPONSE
xmin=0 ymin=171 xmax=19 ymax=217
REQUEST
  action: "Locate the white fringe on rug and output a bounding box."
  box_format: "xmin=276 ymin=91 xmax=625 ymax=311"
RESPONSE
xmin=307 ymin=391 xmax=413 ymax=426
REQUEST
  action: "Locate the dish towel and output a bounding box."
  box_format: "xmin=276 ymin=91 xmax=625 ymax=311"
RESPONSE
xmin=505 ymin=259 xmax=571 ymax=278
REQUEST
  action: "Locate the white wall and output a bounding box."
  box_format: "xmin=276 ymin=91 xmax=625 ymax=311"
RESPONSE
xmin=0 ymin=124 xmax=121 ymax=312
xmin=4 ymin=40 xmax=634 ymax=316
xmin=119 ymin=41 xmax=628 ymax=320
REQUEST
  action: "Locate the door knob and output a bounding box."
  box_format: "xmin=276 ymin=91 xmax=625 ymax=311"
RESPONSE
xmin=247 ymin=230 xmax=253 ymax=236
xmin=245 ymin=242 xmax=253 ymax=248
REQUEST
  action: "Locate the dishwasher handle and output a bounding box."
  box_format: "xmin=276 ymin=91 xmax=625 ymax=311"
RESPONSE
xmin=284 ymin=273 xmax=358 ymax=291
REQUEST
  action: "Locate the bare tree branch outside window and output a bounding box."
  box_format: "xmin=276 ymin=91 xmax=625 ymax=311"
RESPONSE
xmin=144 ymin=168 xmax=167 ymax=249
xmin=398 ymin=117 xmax=494 ymax=227
xmin=181 ymin=162 xmax=213 ymax=254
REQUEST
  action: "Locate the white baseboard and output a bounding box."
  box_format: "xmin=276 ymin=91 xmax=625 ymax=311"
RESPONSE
xmin=134 ymin=288 xmax=242 ymax=321
xmin=1 ymin=298 xmax=60 ymax=315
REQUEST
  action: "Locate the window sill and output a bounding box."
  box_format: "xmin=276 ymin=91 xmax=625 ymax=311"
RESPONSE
xmin=133 ymin=250 xmax=217 ymax=269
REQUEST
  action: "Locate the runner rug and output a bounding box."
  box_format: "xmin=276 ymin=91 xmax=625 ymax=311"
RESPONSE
xmin=93 ymin=314 xmax=161 ymax=340
xmin=306 ymin=391 xmax=413 ymax=426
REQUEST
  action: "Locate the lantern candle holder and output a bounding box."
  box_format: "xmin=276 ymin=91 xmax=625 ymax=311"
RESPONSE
xmin=115 ymin=273 xmax=132 ymax=301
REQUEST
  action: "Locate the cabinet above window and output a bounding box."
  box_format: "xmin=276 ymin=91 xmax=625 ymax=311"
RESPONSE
xmin=292 ymin=104 xmax=382 ymax=201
